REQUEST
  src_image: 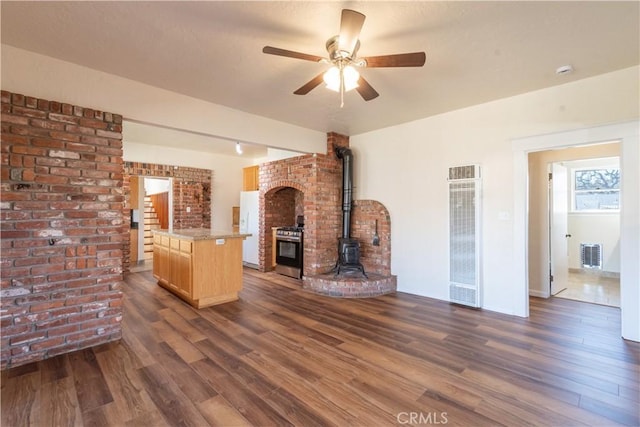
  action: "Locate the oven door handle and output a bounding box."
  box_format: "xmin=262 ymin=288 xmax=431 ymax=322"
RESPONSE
xmin=276 ymin=236 xmax=301 ymax=243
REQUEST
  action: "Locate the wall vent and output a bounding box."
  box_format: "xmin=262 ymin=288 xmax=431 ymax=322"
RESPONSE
xmin=581 ymin=243 xmax=602 ymax=269
xmin=448 ymin=165 xmax=481 ymax=308
xmin=449 ymin=164 xmax=480 ymax=180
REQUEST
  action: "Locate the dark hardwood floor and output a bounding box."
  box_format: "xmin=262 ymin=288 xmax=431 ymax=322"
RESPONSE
xmin=2 ymin=268 xmax=639 ymax=426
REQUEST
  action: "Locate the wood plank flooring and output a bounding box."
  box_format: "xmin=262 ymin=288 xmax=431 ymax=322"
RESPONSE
xmin=2 ymin=268 xmax=639 ymax=426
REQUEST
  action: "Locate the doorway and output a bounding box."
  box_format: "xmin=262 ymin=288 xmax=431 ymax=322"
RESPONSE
xmin=513 ymin=120 xmax=639 ymax=341
xmin=130 ymin=176 xmax=172 ymax=272
xmin=549 ymin=157 xmax=621 ymax=307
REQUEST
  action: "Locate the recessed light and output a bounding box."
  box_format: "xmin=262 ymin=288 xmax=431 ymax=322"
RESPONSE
xmin=556 ymin=65 xmax=574 ymax=75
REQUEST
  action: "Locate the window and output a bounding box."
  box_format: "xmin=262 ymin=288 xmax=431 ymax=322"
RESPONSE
xmin=573 ymin=168 xmax=620 ymax=211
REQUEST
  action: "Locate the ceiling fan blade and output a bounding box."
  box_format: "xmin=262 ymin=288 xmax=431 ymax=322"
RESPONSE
xmin=363 ymin=52 xmax=426 ymax=68
xmin=338 ymin=9 xmax=366 ymax=55
xmin=356 ymin=76 xmax=379 ymax=101
xmin=263 ymin=46 xmax=324 ymax=63
xmin=293 ymin=72 xmax=326 ymax=95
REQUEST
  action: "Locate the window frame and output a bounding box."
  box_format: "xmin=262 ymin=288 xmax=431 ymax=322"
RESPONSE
xmin=571 ymin=166 xmax=621 ymax=213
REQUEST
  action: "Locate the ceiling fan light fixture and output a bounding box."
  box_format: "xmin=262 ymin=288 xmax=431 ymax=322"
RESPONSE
xmin=343 ymin=66 xmax=360 ymax=90
xmin=323 ymin=66 xmax=340 ymax=91
xmin=323 ymin=65 xmax=360 ymax=92
xmin=263 ymin=9 xmax=424 ymax=103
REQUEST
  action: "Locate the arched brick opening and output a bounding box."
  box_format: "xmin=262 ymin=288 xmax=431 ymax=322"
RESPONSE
xmin=261 ymin=182 xmax=306 ymax=272
xmin=257 ymin=136 xmax=346 ymax=276
xmin=351 ymin=200 xmax=392 ymax=276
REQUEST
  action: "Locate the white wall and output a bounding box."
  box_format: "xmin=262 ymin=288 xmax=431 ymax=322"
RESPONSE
xmin=1 ymin=45 xmax=327 ymax=154
xmin=566 ymin=158 xmax=621 ymax=272
xmin=144 ymin=178 xmax=171 ymax=196
xmin=265 ymin=148 xmax=307 ymax=162
xmin=250 ymin=148 xmax=306 ymax=167
xmin=568 ymin=214 xmax=620 ymax=272
xmin=350 ymin=67 xmax=639 ymax=322
xmin=124 ymin=141 xmax=254 ymax=231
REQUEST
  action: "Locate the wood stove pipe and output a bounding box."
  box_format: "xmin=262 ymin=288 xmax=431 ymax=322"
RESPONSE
xmin=335 ymin=146 xmax=353 ymax=239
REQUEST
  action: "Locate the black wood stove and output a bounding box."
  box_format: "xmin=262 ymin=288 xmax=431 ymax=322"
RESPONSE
xmin=333 ymin=146 xmax=367 ymax=278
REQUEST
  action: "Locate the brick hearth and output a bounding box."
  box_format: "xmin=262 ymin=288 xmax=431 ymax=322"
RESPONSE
xmin=302 ymin=272 xmax=397 ymax=298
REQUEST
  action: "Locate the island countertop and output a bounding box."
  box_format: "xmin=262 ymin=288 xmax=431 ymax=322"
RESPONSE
xmin=152 ymin=228 xmax=248 ymax=308
xmin=152 ymin=228 xmax=251 ymax=241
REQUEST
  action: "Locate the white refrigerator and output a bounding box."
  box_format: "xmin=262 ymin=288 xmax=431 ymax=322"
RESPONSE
xmin=239 ymin=191 xmax=259 ymax=267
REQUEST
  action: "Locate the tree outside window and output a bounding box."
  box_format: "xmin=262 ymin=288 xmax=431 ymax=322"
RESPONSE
xmin=574 ymin=168 xmax=620 ymax=211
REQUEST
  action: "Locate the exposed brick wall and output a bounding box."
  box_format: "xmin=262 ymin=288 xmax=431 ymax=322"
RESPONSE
xmin=352 ymin=200 xmax=392 ymax=275
xmin=173 ymin=181 xmax=209 ymax=229
xmin=259 ymin=133 xmax=392 ymax=279
xmin=266 ymin=187 xmax=298 ymax=228
xmin=123 ymin=162 xmax=212 ymax=272
xmin=259 ymin=133 xmax=345 ymax=276
xmin=1 ymin=91 xmax=124 ymax=369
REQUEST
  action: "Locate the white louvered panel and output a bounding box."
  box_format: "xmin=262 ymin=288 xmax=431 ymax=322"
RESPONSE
xmin=449 ymin=182 xmax=476 ymax=285
xmin=581 ymin=243 xmax=603 ymax=269
xmin=448 ymin=166 xmax=481 ymax=308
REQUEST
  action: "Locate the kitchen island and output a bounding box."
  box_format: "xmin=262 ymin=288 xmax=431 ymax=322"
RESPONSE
xmin=152 ymin=228 xmax=250 ymax=308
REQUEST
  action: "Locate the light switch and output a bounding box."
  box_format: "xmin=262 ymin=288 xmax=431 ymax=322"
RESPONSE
xmin=186 ymin=207 xmax=191 ymax=213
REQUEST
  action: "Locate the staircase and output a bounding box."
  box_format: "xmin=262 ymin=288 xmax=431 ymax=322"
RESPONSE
xmin=143 ymin=196 xmax=162 ymax=260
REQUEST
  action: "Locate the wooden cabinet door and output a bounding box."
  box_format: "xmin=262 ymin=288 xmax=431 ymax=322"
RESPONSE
xmin=131 ymin=228 xmax=139 ymax=264
xmin=169 ymin=238 xmax=180 ymax=292
xmin=169 ymin=238 xmax=192 ymax=298
xmin=154 ymin=243 xmax=170 ymax=285
xmin=152 ymin=242 xmax=160 ymax=278
xmin=242 ymin=165 xmax=259 ymax=191
xmin=176 ymin=252 xmax=192 ymax=297
xmin=169 ymin=248 xmax=179 ymax=290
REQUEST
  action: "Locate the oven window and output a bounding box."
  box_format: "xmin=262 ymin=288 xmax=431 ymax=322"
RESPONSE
xmin=278 ymin=241 xmax=297 ymax=259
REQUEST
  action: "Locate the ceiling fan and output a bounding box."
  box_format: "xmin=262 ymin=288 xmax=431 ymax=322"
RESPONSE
xmin=263 ymin=9 xmax=426 ymax=107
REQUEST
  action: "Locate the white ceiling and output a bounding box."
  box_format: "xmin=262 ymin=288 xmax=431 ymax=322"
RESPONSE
xmin=1 ymin=1 xmax=638 ymax=155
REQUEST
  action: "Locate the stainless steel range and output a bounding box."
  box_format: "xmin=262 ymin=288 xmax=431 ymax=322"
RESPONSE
xmin=275 ymin=226 xmax=303 ymax=279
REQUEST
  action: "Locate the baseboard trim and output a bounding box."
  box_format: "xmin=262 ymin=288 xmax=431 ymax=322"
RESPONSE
xmin=529 ymin=289 xmax=550 ymax=298
xmin=242 ymin=262 xmax=260 ymax=270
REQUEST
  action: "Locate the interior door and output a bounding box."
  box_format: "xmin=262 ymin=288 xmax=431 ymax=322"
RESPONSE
xmin=549 ymin=163 xmax=569 ymax=295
